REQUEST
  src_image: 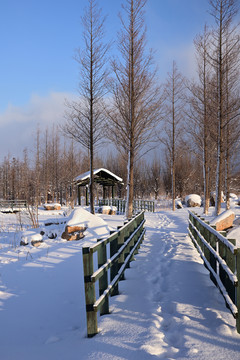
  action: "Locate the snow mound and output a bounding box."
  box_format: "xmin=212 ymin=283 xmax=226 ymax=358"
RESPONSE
xmin=98 ymin=205 xmax=117 ymax=214
xmin=230 ymin=193 xmax=238 ymax=200
xmin=43 ymin=203 xmax=61 ymax=210
xmin=67 ymin=207 xmax=112 ymax=243
xmin=175 ymin=199 xmax=183 ymax=209
xmin=185 ymin=194 xmax=201 ymax=207
xmin=21 ymin=230 xmax=43 ymax=245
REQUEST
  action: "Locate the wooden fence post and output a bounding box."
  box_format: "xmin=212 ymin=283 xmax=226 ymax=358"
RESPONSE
xmin=97 ymin=239 xmax=109 ymax=315
xmin=82 ymin=247 xmax=98 ymax=337
xmin=110 ymin=231 xmax=119 ymax=296
xmin=236 ymin=248 xmax=240 ymax=333
xmin=117 ymin=225 xmax=125 ymax=280
xmin=129 ymin=217 xmax=138 ymax=261
xmin=124 ymin=220 xmax=131 ymax=268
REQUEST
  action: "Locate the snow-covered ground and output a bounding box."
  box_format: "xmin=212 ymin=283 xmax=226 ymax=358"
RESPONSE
xmin=0 ymin=204 xmax=240 ymax=359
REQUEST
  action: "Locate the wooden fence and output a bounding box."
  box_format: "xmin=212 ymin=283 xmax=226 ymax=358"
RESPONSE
xmin=188 ymin=210 xmax=240 ymax=333
xmin=98 ymin=198 xmax=155 ymax=213
xmin=82 ymin=211 xmax=146 ymax=337
xmin=0 ymin=200 xmax=27 ymax=211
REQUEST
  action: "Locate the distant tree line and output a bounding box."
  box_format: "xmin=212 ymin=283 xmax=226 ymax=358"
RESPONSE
xmin=0 ymin=125 xmax=209 ymax=205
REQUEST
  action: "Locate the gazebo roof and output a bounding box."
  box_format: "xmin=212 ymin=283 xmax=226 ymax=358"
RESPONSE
xmin=74 ymin=168 xmax=123 ymax=187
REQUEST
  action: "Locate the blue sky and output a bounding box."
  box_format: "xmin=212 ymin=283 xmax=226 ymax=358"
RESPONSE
xmin=0 ymin=0 xmax=218 ymax=160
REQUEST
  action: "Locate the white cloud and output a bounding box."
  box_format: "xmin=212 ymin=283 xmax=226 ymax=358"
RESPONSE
xmin=0 ymin=92 xmax=76 ymax=127
xmin=0 ymin=91 xmax=77 ymax=161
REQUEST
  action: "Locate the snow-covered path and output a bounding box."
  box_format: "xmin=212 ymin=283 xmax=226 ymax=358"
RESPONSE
xmin=1 ymin=209 xmax=240 ymax=359
xmin=140 ymin=212 xmax=240 ymax=359
xmin=95 ymin=211 xmax=240 ymax=359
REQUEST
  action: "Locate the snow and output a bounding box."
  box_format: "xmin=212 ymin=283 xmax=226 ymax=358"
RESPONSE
xmin=227 ymin=227 xmax=240 ymax=247
xmin=43 ymin=202 xmax=61 ymax=208
xmin=175 ymin=198 xmax=183 ymax=208
xmin=21 ymin=230 xmax=43 ymax=244
xmin=185 ymin=194 xmax=202 ymax=205
xmin=1 ymin=205 xmax=240 ymax=359
xmin=230 ymin=193 xmax=238 ymax=200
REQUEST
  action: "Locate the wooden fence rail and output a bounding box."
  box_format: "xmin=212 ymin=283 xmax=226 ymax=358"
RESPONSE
xmin=82 ymin=211 xmax=146 ymax=337
xmin=188 ymin=210 xmax=240 ymax=333
xmin=0 ymin=200 xmax=27 ymax=211
xmin=98 ymin=198 xmax=155 ymax=213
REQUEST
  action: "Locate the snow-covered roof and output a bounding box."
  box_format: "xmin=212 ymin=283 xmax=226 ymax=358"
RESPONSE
xmin=74 ymin=168 xmax=123 ymax=186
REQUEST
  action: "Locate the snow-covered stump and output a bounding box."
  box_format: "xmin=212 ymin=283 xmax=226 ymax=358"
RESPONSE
xmin=188 ymin=210 xmax=240 ymax=333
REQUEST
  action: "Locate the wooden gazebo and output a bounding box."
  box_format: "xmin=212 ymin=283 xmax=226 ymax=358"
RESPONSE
xmin=74 ymin=168 xmax=123 ymax=205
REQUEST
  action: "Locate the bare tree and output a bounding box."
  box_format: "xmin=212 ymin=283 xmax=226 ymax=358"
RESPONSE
xmin=34 ymin=129 xmax=41 ymax=207
xmin=107 ymin=0 xmax=161 ymax=218
xmin=161 ymin=61 xmax=185 ymax=211
xmin=194 ymin=26 xmax=212 ymax=214
xmin=42 ymin=128 xmax=50 ymax=203
xmin=222 ymin=27 xmax=240 ymax=209
xmin=188 ymin=26 xmax=218 ymax=214
xmin=63 ymin=0 xmax=109 ymax=214
xmin=150 ymin=157 xmax=162 ymax=200
xmin=208 ymin=0 xmax=240 ymax=214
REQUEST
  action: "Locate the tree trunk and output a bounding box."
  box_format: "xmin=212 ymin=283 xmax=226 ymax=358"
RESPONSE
xmin=215 ymin=2 xmax=224 ymax=216
xmin=172 ymin=64 xmax=176 ymax=211
xmin=89 ymin=5 xmax=95 ymax=215
xmin=225 ymin=121 xmax=230 ymax=210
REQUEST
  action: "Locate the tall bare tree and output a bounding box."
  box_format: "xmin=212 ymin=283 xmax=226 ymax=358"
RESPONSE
xmin=63 ymin=0 xmax=109 ymax=214
xmin=195 ymin=26 xmax=212 ymax=214
xmin=188 ymin=26 xmax=218 ymax=214
xmin=208 ymin=0 xmax=240 ymax=214
xmin=107 ymin=0 xmax=161 ymax=218
xmin=222 ymin=27 xmax=240 ymax=209
xmin=162 ymin=61 xmax=185 ymax=211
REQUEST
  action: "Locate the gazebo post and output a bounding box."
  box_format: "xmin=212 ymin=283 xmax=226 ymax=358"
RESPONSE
xmin=103 ymin=186 xmax=106 ymax=200
xmin=78 ymin=185 xmax=81 ymax=206
xmin=112 ymin=185 xmax=115 ymax=199
xmin=86 ymin=185 xmax=89 ymax=206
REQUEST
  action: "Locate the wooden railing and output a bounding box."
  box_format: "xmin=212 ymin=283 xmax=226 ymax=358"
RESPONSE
xmin=188 ymin=210 xmax=240 ymax=333
xmin=82 ymin=211 xmax=145 ymax=337
xmin=0 ymin=200 xmax=27 ymax=211
xmin=98 ymin=198 xmax=155 ymax=213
